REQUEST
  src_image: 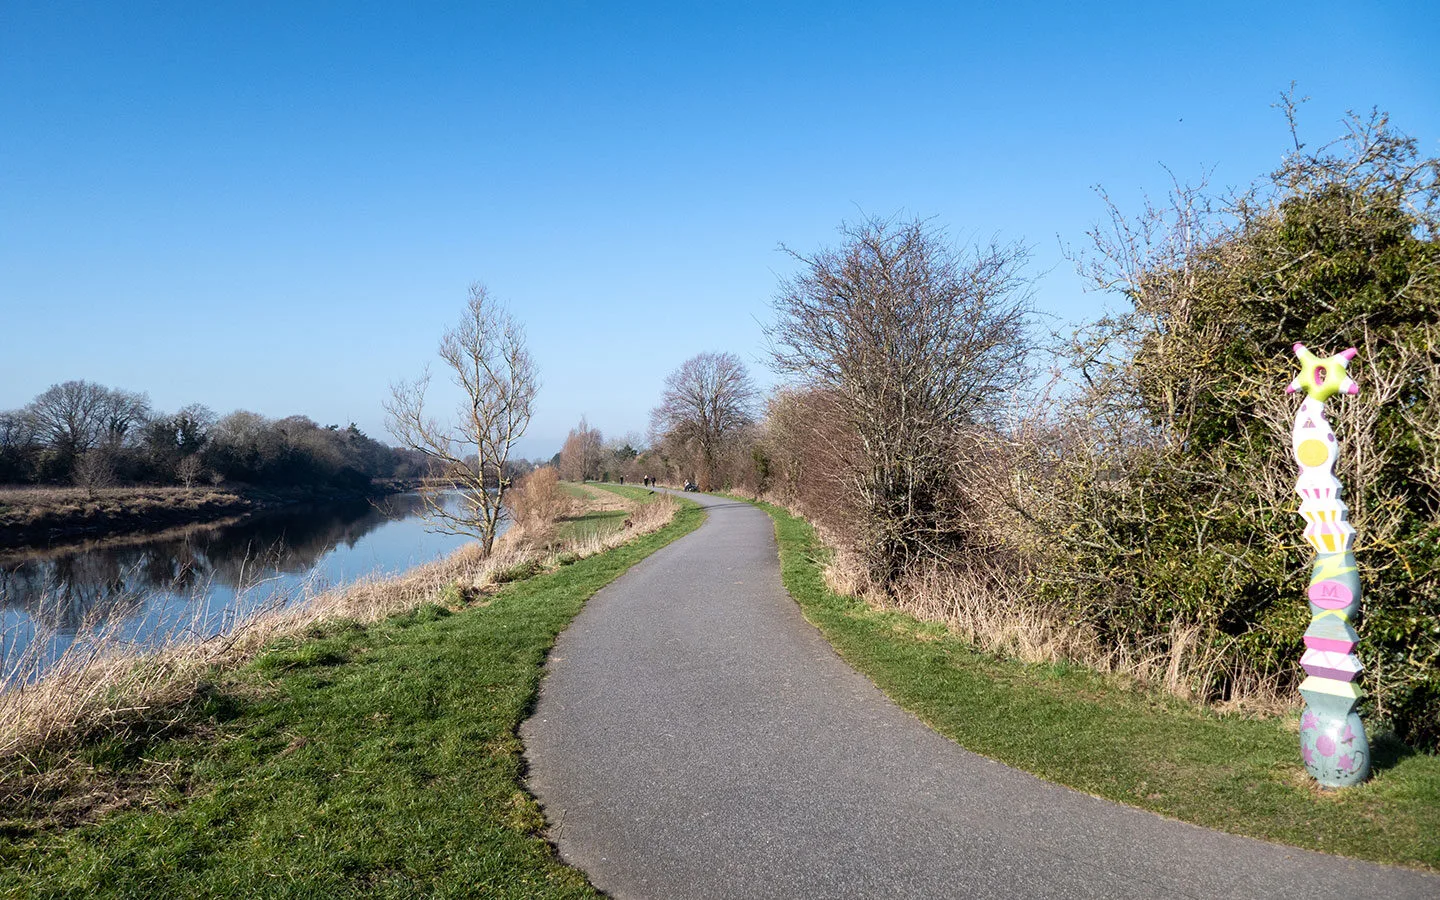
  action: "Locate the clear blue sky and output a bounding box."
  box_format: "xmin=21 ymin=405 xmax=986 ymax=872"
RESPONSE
xmin=3 ymin=2 xmax=1436 ymax=458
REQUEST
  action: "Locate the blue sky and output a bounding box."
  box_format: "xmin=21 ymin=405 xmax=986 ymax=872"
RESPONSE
xmin=3 ymin=2 xmax=1436 ymax=458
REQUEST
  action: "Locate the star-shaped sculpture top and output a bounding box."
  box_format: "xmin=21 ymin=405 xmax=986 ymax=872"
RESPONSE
xmin=1286 ymin=342 xmax=1359 ymax=402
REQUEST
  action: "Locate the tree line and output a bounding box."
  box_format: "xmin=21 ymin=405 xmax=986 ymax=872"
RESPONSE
xmin=0 ymin=381 xmax=427 ymax=491
xmin=545 ymin=353 xmax=761 ymax=490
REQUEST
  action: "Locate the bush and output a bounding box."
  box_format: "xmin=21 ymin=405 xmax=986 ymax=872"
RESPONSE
xmin=504 ymin=467 xmax=572 ymax=542
xmin=1044 ymin=106 xmax=1440 ymax=747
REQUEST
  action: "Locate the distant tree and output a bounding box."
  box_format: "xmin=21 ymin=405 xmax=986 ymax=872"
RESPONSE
xmin=96 ymin=388 xmax=151 ymax=450
xmin=176 ymin=454 xmax=205 ymax=489
xmin=204 ymin=410 xmax=274 ymax=481
xmin=72 ymin=449 xmax=116 ymax=498
xmin=558 ymin=416 xmax=604 ymax=482
xmin=25 ymin=380 xmax=146 ymax=460
xmin=143 ymin=404 xmax=216 ymax=481
xmin=0 ymin=410 xmax=37 ymax=482
xmin=171 ymin=404 xmax=216 ymax=455
xmin=386 ymin=283 xmax=539 ymax=556
xmin=650 ymin=352 xmax=758 ymax=490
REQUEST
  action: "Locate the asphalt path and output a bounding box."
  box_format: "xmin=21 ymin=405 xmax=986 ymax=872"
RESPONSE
xmin=521 ymin=491 xmax=1438 ymax=899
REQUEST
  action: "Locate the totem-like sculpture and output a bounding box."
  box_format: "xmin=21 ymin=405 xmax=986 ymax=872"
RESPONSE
xmin=1286 ymin=343 xmax=1369 ymax=787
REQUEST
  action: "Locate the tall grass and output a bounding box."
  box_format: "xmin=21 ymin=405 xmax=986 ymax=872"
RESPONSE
xmin=772 ymin=494 xmax=1291 ymax=716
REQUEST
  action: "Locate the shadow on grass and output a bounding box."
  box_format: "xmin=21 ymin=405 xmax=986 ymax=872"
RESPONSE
xmin=1370 ymin=728 xmax=1419 ymax=773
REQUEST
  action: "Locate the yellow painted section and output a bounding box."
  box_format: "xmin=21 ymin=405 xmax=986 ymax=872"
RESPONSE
xmin=1296 ymin=438 xmax=1331 ymax=467
xmin=1300 ymin=675 xmax=1363 ymax=699
xmin=1311 ymin=555 xmax=1357 ymax=581
xmin=1313 ymin=609 xmax=1351 ymax=622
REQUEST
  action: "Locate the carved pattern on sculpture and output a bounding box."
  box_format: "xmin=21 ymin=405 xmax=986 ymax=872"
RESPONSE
xmin=1286 ymin=343 xmax=1369 ymax=787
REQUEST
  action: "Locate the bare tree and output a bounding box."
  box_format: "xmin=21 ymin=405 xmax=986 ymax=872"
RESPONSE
xmin=0 ymin=410 xmax=37 ymax=479
xmin=72 ymin=450 xmax=116 ymax=498
xmin=96 ymin=388 xmax=151 ymax=450
xmin=385 ymin=284 xmax=539 ymax=555
xmin=650 ymin=352 xmax=758 ymax=490
xmin=25 ymin=380 xmax=114 ymax=457
xmin=176 ymin=454 xmax=205 ymax=489
xmin=558 ymin=416 xmax=604 ymax=482
xmin=767 ymin=215 xmax=1033 ymax=585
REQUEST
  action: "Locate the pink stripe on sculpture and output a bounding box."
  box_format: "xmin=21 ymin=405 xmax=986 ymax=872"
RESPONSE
xmin=1303 ymin=635 xmax=1357 ymax=654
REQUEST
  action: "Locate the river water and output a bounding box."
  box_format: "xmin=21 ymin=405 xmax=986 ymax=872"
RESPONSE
xmin=0 ymin=492 xmax=482 ymax=682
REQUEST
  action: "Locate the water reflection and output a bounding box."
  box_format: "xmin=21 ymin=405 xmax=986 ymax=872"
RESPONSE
xmin=1 ymin=493 xmax=477 ymax=679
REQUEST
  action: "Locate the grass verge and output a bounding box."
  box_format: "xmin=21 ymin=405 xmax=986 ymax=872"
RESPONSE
xmin=554 ymin=483 xmax=664 ymax=543
xmin=754 ymin=499 xmax=1440 ymax=871
xmin=0 ymin=499 xmax=705 ymax=897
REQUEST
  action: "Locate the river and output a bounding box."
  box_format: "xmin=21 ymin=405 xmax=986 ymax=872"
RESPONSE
xmin=0 ymin=492 xmax=484 ymax=682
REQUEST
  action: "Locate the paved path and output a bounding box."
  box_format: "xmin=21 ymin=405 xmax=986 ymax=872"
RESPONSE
xmin=521 ymin=492 xmax=1437 ymax=899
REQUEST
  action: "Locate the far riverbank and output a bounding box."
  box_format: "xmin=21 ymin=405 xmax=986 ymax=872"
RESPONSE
xmin=0 ymin=481 xmax=417 ymax=552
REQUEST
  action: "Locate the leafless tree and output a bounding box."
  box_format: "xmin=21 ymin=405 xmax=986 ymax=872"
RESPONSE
xmin=176 ymin=454 xmax=205 ymax=489
xmin=72 ymin=450 xmax=116 ymax=498
xmin=650 ymin=352 xmax=758 ymax=490
xmin=767 ymin=215 xmax=1034 ymax=585
xmin=24 ymin=380 xmax=149 ymax=457
xmin=96 ymin=388 xmax=151 ymax=449
xmin=558 ymin=416 xmax=604 ymax=482
xmin=0 ymin=411 xmax=36 ymax=455
xmin=385 ymin=284 xmax=539 ymax=556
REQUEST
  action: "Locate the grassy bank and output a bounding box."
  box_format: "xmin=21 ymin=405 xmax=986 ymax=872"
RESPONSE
xmin=0 ymin=482 xmax=411 ymax=552
xmin=0 ymin=497 xmax=704 ymax=897
xmin=0 ymin=485 xmax=252 ymax=549
xmin=754 ymin=500 xmax=1440 ymax=871
xmin=554 ymin=482 xmax=662 ymax=543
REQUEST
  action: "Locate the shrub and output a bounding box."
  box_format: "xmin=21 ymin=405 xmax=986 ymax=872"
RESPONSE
xmin=504 ymin=467 xmax=572 ymax=543
xmin=1045 ymin=105 xmax=1440 ymax=747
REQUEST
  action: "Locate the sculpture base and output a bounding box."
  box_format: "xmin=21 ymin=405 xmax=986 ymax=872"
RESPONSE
xmin=1299 ymin=707 xmax=1370 ymax=788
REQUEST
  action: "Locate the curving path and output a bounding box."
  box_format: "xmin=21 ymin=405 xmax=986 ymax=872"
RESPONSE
xmin=521 ymin=492 xmax=1437 ymax=899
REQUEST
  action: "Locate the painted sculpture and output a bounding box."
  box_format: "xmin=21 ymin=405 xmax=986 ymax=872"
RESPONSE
xmin=1286 ymin=343 xmax=1370 ymax=787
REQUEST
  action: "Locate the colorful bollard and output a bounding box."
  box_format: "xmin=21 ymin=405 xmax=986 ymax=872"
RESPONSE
xmin=1286 ymin=343 xmax=1370 ymax=787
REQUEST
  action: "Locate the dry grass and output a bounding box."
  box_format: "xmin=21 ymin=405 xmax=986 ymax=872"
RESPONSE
xmin=887 ymin=561 xmax=1287 ymax=713
xmin=0 ymin=488 xmax=680 ymax=789
xmin=564 ymin=482 xmax=633 ymax=511
xmin=0 ymin=486 xmax=244 ymax=523
xmin=770 ymin=494 xmax=1292 ymax=717
xmin=503 ymin=467 xmax=578 ymax=545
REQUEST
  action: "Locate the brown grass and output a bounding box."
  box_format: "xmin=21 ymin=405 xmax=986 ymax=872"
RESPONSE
xmin=0 ymin=486 xmax=245 ymax=525
xmin=768 ymin=493 xmax=1292 ymax=717
xmin=0 ymin=487 xmax=680 ymax=797
xmin=502 ymin=467 xmax=577 ymax=545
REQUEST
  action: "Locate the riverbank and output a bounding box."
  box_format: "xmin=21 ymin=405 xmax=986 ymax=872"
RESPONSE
xmin=0 ymin=482 xmax=415 ymax=552
xmin=0 ymin=485 xmax=698 ymax=896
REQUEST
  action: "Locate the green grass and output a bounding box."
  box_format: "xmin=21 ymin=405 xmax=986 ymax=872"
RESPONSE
xmin=554 ymin=482 xmax=666 ymax=542
xmin=557 ymin=482 xmax=591 ymax=501
xmin=0 ymin=500 xmax=705 ymax=898
xmin=753 ymin=500 xmax=1440 ymax=871
xmin=554 ymin=508 xmax=629 ymax=542
xmin=584 ymin=483 xmax=662 ymax=504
